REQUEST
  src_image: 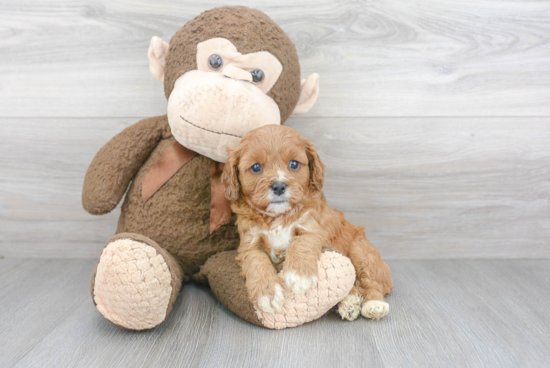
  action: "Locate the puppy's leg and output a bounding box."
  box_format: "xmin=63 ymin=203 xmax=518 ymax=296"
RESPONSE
xmin=283 ymin=233 xmax=323 ymax=295
xmin=347 ymin=237 xmax=393 ymax=321
xmin=238 ymin=249 xmax=284 ymax=313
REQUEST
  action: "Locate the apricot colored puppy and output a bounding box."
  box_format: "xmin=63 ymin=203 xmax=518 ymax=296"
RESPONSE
xmin=222 ymin=125 xmax=392 ymax=321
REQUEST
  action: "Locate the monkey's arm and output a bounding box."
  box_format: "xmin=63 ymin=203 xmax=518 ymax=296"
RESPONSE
xmin=82 ymin=115 xmax=170 ymax=215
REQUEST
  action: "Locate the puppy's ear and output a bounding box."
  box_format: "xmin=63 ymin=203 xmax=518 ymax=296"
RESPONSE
xmin=301 ymin=136 xmax=325 ymax=192
xmin=222 ymin=144 xmax=243 ymax=202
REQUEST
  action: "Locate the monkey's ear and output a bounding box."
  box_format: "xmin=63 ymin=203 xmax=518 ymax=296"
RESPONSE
xmin=292 ymin=73 xmax=320 ymax=114
xmin=148 ymin=36 xmax=170 ymax=82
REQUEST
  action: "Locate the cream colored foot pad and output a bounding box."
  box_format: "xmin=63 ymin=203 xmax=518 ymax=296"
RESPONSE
xmin=93 ymin=239 xmax=172 ymax=330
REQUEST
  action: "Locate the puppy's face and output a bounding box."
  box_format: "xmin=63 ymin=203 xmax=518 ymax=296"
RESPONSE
xmin=223 ymin=125 xmax=325 ymax=215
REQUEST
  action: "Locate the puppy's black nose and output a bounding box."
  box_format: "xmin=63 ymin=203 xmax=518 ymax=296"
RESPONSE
xmin=271 ymin=182 xmax=287 ymax=196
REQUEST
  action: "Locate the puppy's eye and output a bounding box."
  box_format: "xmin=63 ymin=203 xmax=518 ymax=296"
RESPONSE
xmin=208 ymin=54 xmax=223 ymax=70
xmin=251 ymin=70 xmax=264 ymax=83
xmin=250 ymin=163 xmax=262 ymax=173
xmin=289 ymin=160 xmax=300 ymax=170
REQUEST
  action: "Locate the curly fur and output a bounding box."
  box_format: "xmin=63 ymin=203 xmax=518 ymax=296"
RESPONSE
xmin=222 ymin=125 xmax=393 ymax=316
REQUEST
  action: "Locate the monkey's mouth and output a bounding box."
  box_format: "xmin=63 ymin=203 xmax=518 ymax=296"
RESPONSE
xmin=180 ymin=116 xmax=242 ymax=138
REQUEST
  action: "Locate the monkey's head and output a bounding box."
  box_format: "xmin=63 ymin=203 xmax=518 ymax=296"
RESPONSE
xmin=148 ymin=6 xmax=319 ymax=162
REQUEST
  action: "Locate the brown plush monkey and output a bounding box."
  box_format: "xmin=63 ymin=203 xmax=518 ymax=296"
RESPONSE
xmin=84 ymin=6 xmax=355 ymax=330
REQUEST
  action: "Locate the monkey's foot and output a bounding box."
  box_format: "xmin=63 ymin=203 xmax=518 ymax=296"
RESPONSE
xmin=255 ymin=251 xmax=356 ymax=329
xmin=200 ymin=250 xmax=355 ymax=330
xmin=91 ymin=233 xmax=183 ymax=330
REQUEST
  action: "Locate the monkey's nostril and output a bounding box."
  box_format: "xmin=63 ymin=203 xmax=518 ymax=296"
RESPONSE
xmin=271 ymin=182 xmax=287 ymax=196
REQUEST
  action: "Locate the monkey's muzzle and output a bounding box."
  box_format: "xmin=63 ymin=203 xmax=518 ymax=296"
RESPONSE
xmin=167 ymin=71 xmax=281 ymax=163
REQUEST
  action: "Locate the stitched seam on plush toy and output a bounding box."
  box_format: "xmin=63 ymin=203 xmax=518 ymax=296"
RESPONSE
xmin=180 ymin=116 xmax=242 ymax=138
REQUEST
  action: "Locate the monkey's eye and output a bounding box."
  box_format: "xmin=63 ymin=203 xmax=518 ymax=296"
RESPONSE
xmin=289 ymin=160 xmax=300 ymax=170
xmin=250 ymin=163 xmax=262 ymax=173
xmin=208 ymin=54 xmax=223 ymax=70
xmin=251 ymin=70 xmax=264 ymax=83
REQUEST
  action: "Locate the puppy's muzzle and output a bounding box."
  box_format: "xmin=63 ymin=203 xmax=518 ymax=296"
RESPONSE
xmin=271 ymin=181 xmax=287 ymax=196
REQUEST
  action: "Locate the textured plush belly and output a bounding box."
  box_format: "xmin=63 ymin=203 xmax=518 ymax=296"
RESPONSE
xmin=117 ymin=136 xmax=239 ymax=274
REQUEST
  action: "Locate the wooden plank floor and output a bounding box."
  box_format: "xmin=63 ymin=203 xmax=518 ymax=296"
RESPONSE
xmin=1 ymin=259 xmax=548 ymax=368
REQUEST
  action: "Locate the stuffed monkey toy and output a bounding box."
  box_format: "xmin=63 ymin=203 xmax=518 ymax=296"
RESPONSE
xmin=84 ymin=6 xmax=355 ymax=330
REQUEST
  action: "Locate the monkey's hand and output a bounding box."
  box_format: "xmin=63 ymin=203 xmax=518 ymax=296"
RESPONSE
xmin=82 ymin=116 xmax=169 ymax=215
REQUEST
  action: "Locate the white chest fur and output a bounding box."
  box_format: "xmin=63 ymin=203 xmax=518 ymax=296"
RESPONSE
xmin=258 ymin=224 xmax=296 ymax=264
xmin=252 ymin=223 xmax=297 ymax=264
xmin=251 ymin=222 xmax=300 ymax=264
xmin=249 ymin=212 xmax=311 ymax=265
xmin=267 ymin=224 xmax=294 ymax=248
xmin=268 ymin=225 xmax=296 ymax=264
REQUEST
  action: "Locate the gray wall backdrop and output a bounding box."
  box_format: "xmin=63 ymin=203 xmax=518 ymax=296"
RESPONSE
xmin=1 ymin=0 xmax=549 ymax=259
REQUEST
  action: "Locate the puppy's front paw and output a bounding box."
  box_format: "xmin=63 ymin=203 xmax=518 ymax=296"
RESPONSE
xmin=257 ymin=283 xmax=285 ymax=314
xmin=284 ymin=271 xmax=318 ymax=295
xmin=361 ymin=300 xmax=389 ymax=321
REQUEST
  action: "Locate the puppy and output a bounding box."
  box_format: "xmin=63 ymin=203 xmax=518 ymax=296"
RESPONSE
xmin=222 ymin=125 xmax=392 ymax=321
